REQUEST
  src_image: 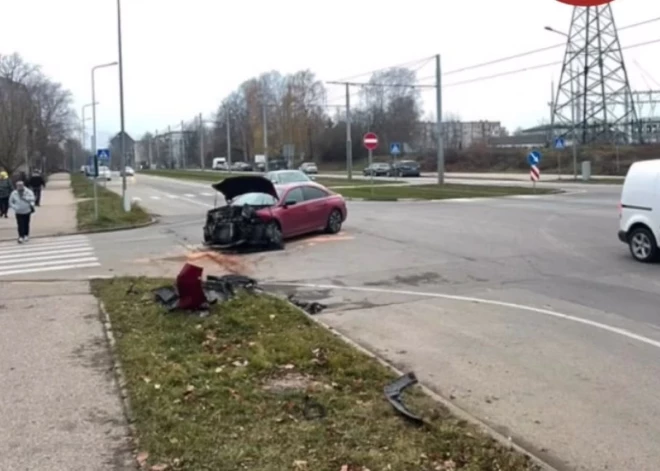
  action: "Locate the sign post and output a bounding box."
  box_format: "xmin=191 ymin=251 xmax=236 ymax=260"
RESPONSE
xmin=553 ymin=137 xmax=565 ymax=180
xmin=528 ymin=150 xmax=541 ymax=192
xmin=363 ymin=132 xmax=379 ymax=194
xmin=390 ymin=142 xmax=401 ymax=181
xmin=95 ymin=148 xmax=110 ymax=219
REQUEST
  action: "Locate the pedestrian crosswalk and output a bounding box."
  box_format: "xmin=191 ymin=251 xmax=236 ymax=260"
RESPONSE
xmin=0 ymin=235 xmax=100 ymax=277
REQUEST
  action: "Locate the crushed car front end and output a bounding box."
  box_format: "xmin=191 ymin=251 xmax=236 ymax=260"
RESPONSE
xmin=203 ymin=176 xmax=284 ymax=250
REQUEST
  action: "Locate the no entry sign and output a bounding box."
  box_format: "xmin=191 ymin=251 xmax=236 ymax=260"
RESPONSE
xmin=363 ymin=132 xmax=378 ymax=150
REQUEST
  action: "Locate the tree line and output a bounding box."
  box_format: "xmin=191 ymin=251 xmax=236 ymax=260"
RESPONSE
xmin=139 ymin=67 xmax=427 ymax=168
xmin=0 ymin=53 xmax=79 ymax=174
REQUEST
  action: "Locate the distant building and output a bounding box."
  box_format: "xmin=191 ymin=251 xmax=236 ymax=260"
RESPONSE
xmin=415 ymin=120 xmax=504 ymax=150
xmin=109 ymin=131 xmax=136 ymax=169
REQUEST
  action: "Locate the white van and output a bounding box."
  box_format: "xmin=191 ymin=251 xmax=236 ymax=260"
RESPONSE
xmin=212 ymin=157 xmax=227 ymax=170
xmin=618 ymin=159 xmax=660 ymax=262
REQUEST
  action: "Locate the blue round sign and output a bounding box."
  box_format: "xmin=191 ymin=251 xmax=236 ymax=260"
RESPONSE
xmin=527 ymin=150 xmax=541 ymax=166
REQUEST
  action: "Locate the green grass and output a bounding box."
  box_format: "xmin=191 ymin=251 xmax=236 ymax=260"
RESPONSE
xmin=140 ymin=169 xmax=400 ymax=188
xmin=70 ymin=174 xmax=151 ymax=231
xmin=92 ymin=277 xmax=539 ymax=471
xmin=335 ymin=184 xmax=557 ymax=201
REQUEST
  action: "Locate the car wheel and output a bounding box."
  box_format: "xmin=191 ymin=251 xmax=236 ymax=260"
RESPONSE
xmin=325 ymin=209 xmax=343 ymax=234
xmin=628 ymin=226 xmax=658 ymax=262
xmin=266 ymin=221 xmax=284 ymax=249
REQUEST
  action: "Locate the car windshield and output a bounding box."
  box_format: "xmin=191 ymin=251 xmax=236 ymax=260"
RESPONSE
xmin=230 ymin=192 xmax=278 ymax=206
xmin=266 ymin=170 xmax=311 ymax=184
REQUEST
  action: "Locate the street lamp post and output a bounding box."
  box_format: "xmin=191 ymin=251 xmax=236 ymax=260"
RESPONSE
xmin=117 ymin=0 xmax=128 ymax=211
xmin=545 ymin=26 xmax=578 ymax=180
xmin=81 ymin=103 xmax=97 ymax=152
xmin=91 ymin=62 xmax=118 ymax=165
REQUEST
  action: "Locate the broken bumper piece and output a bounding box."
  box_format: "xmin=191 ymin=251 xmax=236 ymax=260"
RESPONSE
xmin=384 ymin=372 xmax=424 ymax=424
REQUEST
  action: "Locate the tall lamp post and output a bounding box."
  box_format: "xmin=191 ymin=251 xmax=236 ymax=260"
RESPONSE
xmin=91 ymin=62 xmax=118 ymax=164
xmin=117 ymin=0 xmax=128 ymax=210
xmin=81 ymin=102 xmax=98 ymax=154
xmin=545 ymin=26 xmax=578 ymax=180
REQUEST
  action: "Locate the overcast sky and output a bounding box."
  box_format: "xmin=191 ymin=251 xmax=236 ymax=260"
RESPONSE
xmin=2 ymin=0 xmax=659 ymax=147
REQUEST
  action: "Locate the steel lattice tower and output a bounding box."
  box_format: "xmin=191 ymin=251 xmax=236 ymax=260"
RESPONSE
xmin=552 ymin=4 xmax=641 ymax=144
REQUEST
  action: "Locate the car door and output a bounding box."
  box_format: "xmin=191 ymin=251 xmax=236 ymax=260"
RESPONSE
xmin=302 ymin=186 xmax=331 ymax=230
xmin=277 ymin=187 xmax=308 ymax=237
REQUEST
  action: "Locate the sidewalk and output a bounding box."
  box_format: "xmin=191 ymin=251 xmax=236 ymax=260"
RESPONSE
xmin=0 ymin=281 xmax=133 ymax=470
xmin=0 ymin=173 xmax=77 ymax=241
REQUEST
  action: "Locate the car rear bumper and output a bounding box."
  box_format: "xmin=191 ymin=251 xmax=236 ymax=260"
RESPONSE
xmin=618 ymin=230 xmax=627 ymax=243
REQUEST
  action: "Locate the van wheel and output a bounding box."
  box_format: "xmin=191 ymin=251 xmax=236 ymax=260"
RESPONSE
xmin=628 ymin=227 xmax=658 ymax=262
xmin=325 ymin=209 xmax=343 ymax=234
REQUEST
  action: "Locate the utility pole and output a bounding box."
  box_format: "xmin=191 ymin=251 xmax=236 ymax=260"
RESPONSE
xmin=180 ymin=120 xmax=185 ymax=169
xmin=226 ymin=107 xmax=232 ymax=171
xmin=116 ymin=0 xmax=128 ymax=210
xmin=262 ymin=101 xmax=269 ymax=171
xmin=436 ymin=54 xmax=444 ymax=184
xmin=168 ymin=125 xmax=173 ymax=168
xmin=346 ymin=83 xmax=352 ymax=180
xmin=199 ymin=113 xmax=204 ymax=169
xmin=549 ymin=79 xmax=558 ymax=179
xmin=154 ymin=130 xmax=159 ymax=167
xmin=147 ymin=134 xmax=153 ymax=168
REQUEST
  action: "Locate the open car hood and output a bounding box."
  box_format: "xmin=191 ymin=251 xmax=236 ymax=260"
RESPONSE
xmin=211 ymin=175 xmax=278 ymax=200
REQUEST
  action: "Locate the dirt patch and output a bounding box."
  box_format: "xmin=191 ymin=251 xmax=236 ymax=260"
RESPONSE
xmin=262 ymin=373 xmax=329 ymax=394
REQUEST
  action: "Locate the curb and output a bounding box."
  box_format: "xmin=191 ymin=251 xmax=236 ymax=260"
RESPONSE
xmin=0 ymin=217 xmax=158 ymax=243
xmin=343 ymin=191 xmax=565 ymax=203
xmin=274 ymin=293 xmax=560 ymax=471
xmin=97 ymin=299 xmax=141 ymax=469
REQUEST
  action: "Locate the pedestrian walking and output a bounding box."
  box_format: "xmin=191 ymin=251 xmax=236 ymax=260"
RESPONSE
xmin=0 ymin=170 xmax=13 ymax=218
xmin=27 ymin=170 xmax=46 ymax=206
xmin=9 ymin=181 xmax=35 ymax=243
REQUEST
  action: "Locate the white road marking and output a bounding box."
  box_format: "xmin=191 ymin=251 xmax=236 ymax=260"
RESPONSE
xmin=183 ymin=193 xmax=196 ymax=198
xmin=200 ymin=192 xmax=213 ymax=196
xmin=273 ymin=283 xmax=660 ymax=350
xmin=0 ymin=235 xmax=100 ymax=278
xmin=131 ymin=197 xmax=142 ymax=201
xmin=166 ymin=194 xmax=178 ymax=199
xmin=150 ymin=196 xmax=161 ymax=200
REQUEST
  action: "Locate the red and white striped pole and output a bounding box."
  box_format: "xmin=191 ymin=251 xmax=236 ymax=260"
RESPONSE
xmin=530 ymin=164 xmax=540 ymax=192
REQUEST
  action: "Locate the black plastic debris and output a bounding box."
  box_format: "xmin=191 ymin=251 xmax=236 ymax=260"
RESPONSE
xmin=384 ymin=372 xmax=424 ymax=425
xmin=287 ymin=294 xmax=327 ymax=315
xmin=153 ymin=265 xmax=261 ymax=312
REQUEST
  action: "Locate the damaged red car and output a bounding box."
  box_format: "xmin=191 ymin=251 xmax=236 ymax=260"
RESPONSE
xmin=203 ymin=175 xmax=347 ymax=249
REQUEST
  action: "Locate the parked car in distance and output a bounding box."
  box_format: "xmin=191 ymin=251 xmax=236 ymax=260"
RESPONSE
xmin=392 ymin=160 xmax=421 ymax=177
xmin=363 ymin=162 xmax=393 ymax=177
xmin=231 ymin=161 xmax=253 ymax=171
xmin=121 ymin=166 xmax=135 ymax=176
xmin=97 ymin=166 xmax=111 ymax=181
xmin=265 ymin=169 xmax=311 ymax=184
xmin=617 ymin=158 xmax=660 ymax=262
xmin=203 ymin=175 xmax=347 ymax=249
xmin=299 ymin=162 xmax=318 ymax=174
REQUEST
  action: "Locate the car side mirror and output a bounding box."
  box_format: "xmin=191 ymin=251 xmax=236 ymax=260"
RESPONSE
xmin=284 ymin=199 xmax=297 ymax=207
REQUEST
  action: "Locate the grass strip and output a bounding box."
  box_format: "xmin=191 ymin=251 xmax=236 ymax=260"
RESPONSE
xmin=336 ymin=184 xmax=557 ymax=201
xmin=70 ymin=174 xmax=151 ymax=231
xmin=92 ymin=276 xmax=539 ymax=471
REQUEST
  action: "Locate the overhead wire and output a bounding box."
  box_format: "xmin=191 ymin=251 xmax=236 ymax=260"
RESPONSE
xmin=330 ymin=55 xmax=437 ymax=82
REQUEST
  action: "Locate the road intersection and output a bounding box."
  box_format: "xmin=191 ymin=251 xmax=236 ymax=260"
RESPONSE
xmin=2 ymin=172 xmax=658 ymax=470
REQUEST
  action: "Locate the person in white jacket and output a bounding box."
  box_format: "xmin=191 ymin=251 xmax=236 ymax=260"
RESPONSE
xmin=9 ymin=181 xmax=36 ymax=243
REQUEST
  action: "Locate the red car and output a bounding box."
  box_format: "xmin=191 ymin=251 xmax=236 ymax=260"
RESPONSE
xmin=203 ymin=175 xmax=347 ymax=249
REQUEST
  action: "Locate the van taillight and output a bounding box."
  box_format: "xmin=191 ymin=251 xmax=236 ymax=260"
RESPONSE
xmin=618 ymin=202 xmax=622 ymax=217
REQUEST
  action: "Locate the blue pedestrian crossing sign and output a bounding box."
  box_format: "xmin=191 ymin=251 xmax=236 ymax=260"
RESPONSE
xmin=390 ymin=142 xmax=402 ymax=155
xmin=96 ymin=148 xmax=110 ymax=162
xmin=554 ymin=137 xmax=565 ymax=149
xmin=527 ymin=150 xmax=541 ymax=166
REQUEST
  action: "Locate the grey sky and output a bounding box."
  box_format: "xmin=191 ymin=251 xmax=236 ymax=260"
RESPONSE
xmin=2 ymin=0 xmax=659 ymax=146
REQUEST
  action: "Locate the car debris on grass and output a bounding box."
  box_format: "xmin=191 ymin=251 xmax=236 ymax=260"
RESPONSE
xmin=92 ymin=273 xmax=540 ymax=471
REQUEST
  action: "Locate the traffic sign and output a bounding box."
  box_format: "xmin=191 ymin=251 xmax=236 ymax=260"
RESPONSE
xmin=527 ymin=150 xmax=541 ymax=166
xmin=530 ymin=165 xmax=540 ymax=182
xmin=363 ymin=132 xmax=378 ymax=151
xmin=390 ymin=142 xmax=401 ymax=155
xmin=96 ymin=148 xmax=110 ymax=161
xmin=554 ymin=137 xmax=565 ymax=149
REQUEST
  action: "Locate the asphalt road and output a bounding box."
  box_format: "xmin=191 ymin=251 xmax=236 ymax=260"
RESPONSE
xmin=5 ymin=173 xmax=660 ymax=470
